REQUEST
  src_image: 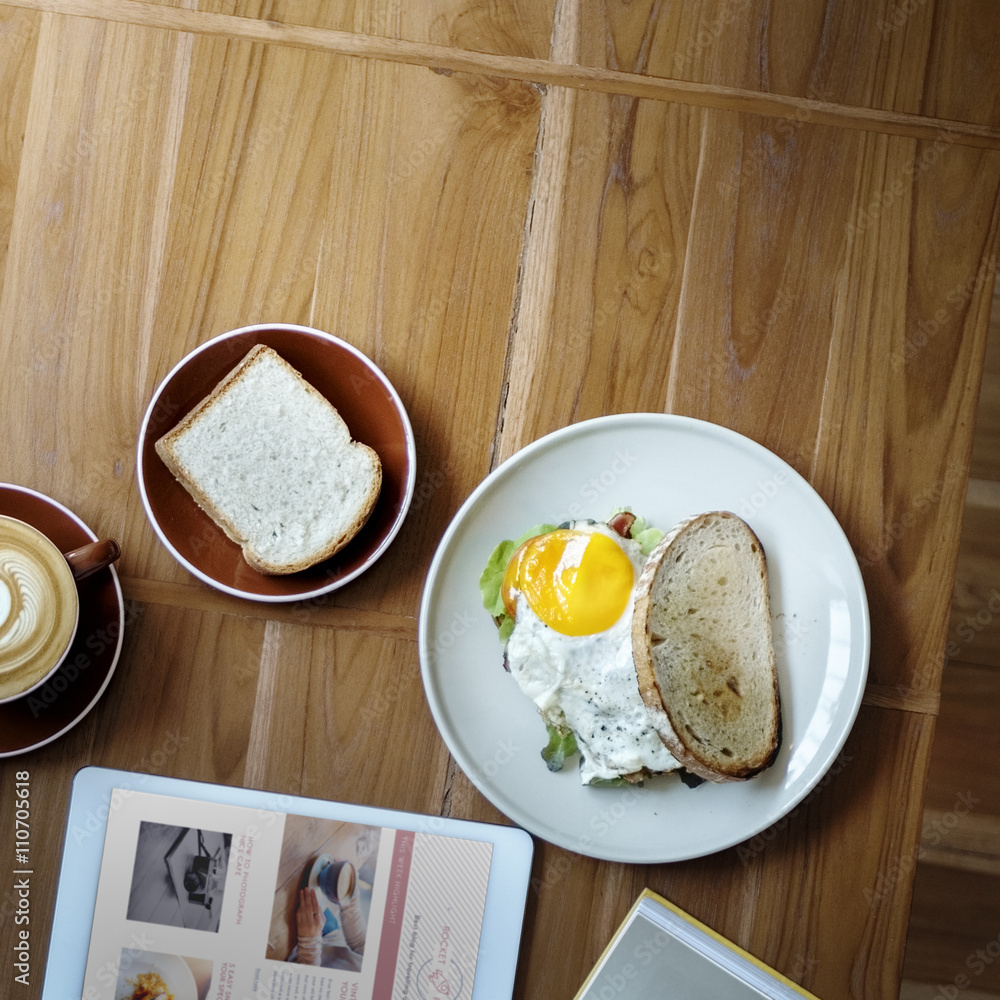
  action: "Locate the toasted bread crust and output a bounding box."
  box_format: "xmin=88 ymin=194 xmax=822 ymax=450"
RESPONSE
xmin=631 ymin=511 xmax=781 ymax=782
xmin=155 ymin=344 xmax=381 ymax=574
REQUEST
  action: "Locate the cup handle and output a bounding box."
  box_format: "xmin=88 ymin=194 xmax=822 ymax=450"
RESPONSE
xmin=63 ymin=539 xmax=121 ymax=581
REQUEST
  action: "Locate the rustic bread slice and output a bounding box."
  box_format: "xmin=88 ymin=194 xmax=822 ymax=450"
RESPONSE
xmin=155 ymin=344 xmax=382 ymax=575
xmin=631 ymin=511 xmax=780 ymax=782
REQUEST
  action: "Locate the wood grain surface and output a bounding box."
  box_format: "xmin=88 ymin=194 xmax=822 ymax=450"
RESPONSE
xmin=0 ymin=2 xmax=998 ymax=999
xmin=899 ymin=287 xmax=1000 ymax=997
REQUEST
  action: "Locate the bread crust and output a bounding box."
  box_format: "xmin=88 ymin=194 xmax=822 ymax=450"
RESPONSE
xmin=631 ymin=511 xmax=781 ymax=782
xmin=155 ymin=344 xmax=382 ymax=574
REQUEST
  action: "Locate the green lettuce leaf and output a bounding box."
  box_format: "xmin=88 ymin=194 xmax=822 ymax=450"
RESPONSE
xmin=625 ymin=513 xmax=663 ymax=554
xmin=634 ymin=525 xmax=663 ymax=554
xmin=540 ymin=722 xmax=578 ymax=772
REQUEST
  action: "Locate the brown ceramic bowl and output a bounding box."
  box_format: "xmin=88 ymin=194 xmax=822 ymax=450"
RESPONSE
xmin=137 ymin=324 xmax=416 ymax=602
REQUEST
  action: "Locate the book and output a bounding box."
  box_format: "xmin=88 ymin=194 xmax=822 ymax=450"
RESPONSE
xmin=573 ymin=889 xmax=820 ymax=1000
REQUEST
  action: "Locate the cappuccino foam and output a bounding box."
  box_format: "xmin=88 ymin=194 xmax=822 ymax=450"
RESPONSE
xmin=0 ymin=517 xmax=78 ymax=700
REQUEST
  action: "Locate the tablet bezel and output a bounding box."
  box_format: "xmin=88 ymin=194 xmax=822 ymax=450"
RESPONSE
xmin=42 ymin=766 xmax=534 ymax=1000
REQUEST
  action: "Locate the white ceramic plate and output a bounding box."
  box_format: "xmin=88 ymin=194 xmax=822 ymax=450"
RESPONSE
xmin=419 ymin=414 xmax=870 ymax=863
xmin=115 ymin=953 xmax=197 ymax=1000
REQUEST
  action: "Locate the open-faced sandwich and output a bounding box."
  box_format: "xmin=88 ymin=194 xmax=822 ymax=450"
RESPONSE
xmin=480 ymin=509 xmax=780 ymax=786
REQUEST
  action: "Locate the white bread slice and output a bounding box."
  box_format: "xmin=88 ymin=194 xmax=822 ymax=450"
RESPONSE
xmin=631 ymin=511 xmax=780 ymax=782
xmin=155 ymin=344 xmax=382 ymax=574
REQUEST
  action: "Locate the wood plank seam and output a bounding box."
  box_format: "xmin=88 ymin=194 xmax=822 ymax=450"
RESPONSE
xmin=7 ymin=0 xmax=1000 ymax=148
xmin=243 ymin=619 xmax=282 ymax=789
xmin=861 ymin=683 xmax=941 ymax=716
xmin=119 ymin=577 xmax=417 ymax=639
xmin=494 ymin=0 xmax=579 ymax=468
xmin=918 ymin=807 xmax=1000 ymax=875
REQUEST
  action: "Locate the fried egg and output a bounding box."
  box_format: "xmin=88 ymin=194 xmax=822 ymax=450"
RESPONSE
xmin=502 ymin=520 xmax=679 ymax=784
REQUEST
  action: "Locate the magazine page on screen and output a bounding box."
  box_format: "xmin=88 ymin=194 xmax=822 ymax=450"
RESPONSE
xmin=80 ymin=788 xmax=493 ymax=1000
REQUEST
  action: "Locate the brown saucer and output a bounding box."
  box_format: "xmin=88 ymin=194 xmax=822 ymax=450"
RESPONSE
xmin=0 ymin=485 xmax=124 ymax=756
xmin=137 ymin=325 xmax=416 ymax=603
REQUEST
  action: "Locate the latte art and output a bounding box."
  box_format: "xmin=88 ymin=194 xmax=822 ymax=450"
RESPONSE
xmin=0 ymin=554 xmax=53 ymax=653
xmin=0 ymin=517 xmax=78 ymax=701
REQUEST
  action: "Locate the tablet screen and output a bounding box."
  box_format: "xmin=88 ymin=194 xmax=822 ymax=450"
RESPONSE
xmin=44 ymin=768 xmax=533 ymax=1000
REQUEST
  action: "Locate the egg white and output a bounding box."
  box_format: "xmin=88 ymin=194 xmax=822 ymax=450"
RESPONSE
xmin=504 ymin=521 xmax=680 ymax=784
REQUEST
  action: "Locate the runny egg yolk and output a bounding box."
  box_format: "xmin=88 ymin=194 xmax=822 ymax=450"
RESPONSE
xmin=500 ymin=528 xmax=634 ymax=636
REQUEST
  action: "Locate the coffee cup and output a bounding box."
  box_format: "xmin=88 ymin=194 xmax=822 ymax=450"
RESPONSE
xmin=317 ymin=859 xmax=357 ymax=905
xmin=0 ymin=515 xmax=120 ymax=703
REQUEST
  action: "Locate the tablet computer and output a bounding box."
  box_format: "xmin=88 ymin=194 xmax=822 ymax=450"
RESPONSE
xmin=42 ymin=767 xmax=534 ymax=1000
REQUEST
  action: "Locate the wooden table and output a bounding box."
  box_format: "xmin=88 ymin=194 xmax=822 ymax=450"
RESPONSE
xmin=1 ymin=2 xmax=999 ymax=998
